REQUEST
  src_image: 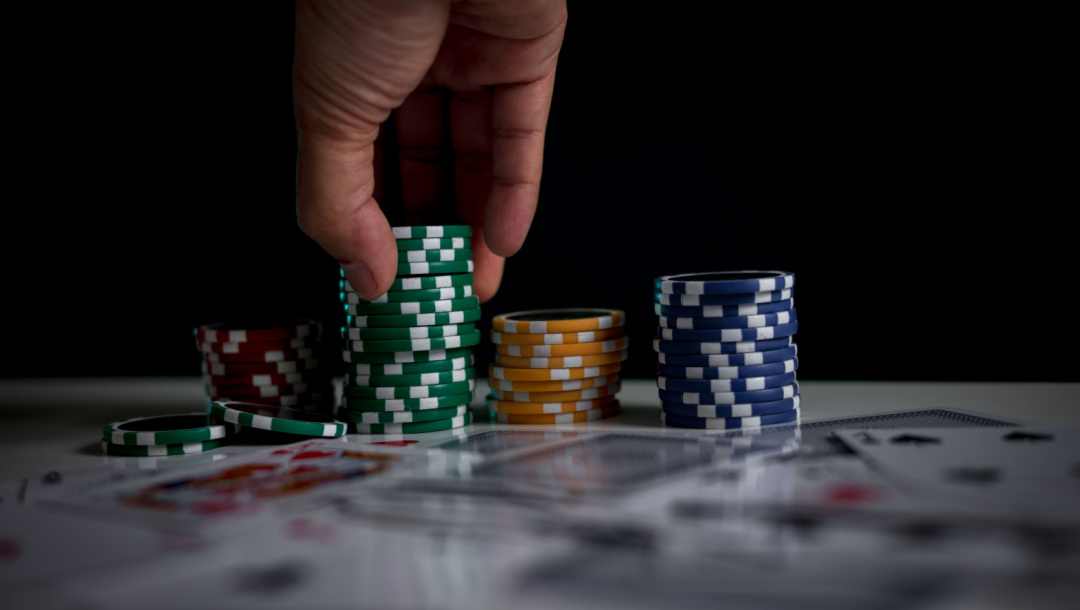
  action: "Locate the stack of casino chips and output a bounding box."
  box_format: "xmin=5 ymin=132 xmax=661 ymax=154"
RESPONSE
xmin=653 ymin=271 xmax=800 ymax=429
xmin=196 ymin=320 xmax=333 ymax=412
xmin=336 ymin=225 xmax=479 ymax=434
xmin=489 ymin=309 xmax=627 ymax=424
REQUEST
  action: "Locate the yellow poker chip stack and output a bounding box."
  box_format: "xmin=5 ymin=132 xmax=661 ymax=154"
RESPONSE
xmin=488 ymin=309 xmax=627 ymax=424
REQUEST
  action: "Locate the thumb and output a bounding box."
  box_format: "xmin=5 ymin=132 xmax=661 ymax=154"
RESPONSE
xmin=296 ymin=134 xmax=397 ymax=298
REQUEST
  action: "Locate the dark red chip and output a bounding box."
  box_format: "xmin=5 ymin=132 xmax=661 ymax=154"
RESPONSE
xmin=196 ymin=335 xmax=314 ymax=355
xmin=195 ymin=320 xmax=321 ymax=345
xmin=201 ymin=359 xmax=321 ymax=376
xmin=205 ymin=371 xmax=316 ymax=388
xmin=203 ymin=347 xmax=318 ymax=365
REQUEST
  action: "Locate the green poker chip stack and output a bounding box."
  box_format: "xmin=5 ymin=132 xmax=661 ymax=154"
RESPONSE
xmin=100 ymin=412 xmax=237 ymax=457
xmin=338 ymin=225 xmax=479 ymax=434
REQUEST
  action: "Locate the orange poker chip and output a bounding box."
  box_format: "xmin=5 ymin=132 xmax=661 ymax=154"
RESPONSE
xmin=488 ymin=363 xmax=622 ymax=382
xmin=490 ymin=327 xmax=624 ymax=346
xmin=487 ymin=373 xmax=622 ymax=393
xmin=496 ymin=337 xmax=630 ymax=358
xmin=493 ymin=395 xmax=617 ymax=416
xmin=492 ymin=308 xmax=625 ymax=334
xmin=495 ymin=402 xmax=621 ymax=425
xmin=492 ymin=382 xmax=621 ymax=404
xmin=493 ymin=350 xmax=629 ymax=369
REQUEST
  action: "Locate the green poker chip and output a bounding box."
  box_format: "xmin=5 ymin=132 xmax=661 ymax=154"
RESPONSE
xmin=399 ymin=248 xmax=473 ymax=263
xmin=342 ymin=323 xmax=478 ymax=341
xmin=101 ymin=438 xmax=227 ymax=457
xmin=344 ymin=297 xmax=480 ymax=316
xmin=340 ymin=269 xmax=474 ymax=291
xmin=342 ymin=392 xmax=474 ymax=412
xmin=342 ymin=347 xmax=473 ymax=365
xmin=344 ymin=329 xmax=481 ymax=354
xmin=102 ymin=412 xmax=234 ymax=446
xmin=345 ymin=354 xmax=473 ymax=376
xmin=391 ymin=225 xmax=472 ymax=239
xmin=395 ymin=237 xmax=469 ymax=251
xmin=348 ymin=412 xmax=473 ymax=434
xmin=209 ymin=401 xmax=346 ymax=438
xmin=345 ymin=309 xmax=481 ymax=329
xmin=397 ymin=260 xmax=473 ymax=276
xmin=337 ymin=405 xmax=468 ymax=424
xmin=343 ymin=380 xmax=475 ymax=400
xmin=348 ymin=367 xmax=475 ymax=388
xmin=340 ymin=284 xmax=474 ymax=303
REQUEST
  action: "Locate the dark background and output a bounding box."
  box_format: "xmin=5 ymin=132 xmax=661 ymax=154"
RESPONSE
xmin=4 ymin=4 xmax=1075 ymax=381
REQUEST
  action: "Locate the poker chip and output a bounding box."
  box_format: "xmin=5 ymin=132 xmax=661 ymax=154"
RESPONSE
xmin=196 ymin=322 xmax=333 ymax=414
xmin=342 ymin=347 xmax=471 ymax=365
xmin=343 ymin=323 xmax=477 ymax=341
xmin=396 ymin=260 xmax=474 ymax=276
xmin=656 ymin=271 xmax=795 ymax=295
xmin=652 ymin=337 xmax=793 ymax=355
xmin=496 ymin=337 xmax=629 ymax=357
xmin=398 ymin=247 xmax=473 ymax=263
xmin=492 ymin=308 xmax=625 ymax=334
xmin=337 ymin=405 xmax=468 ymax=425
xmin=658 ymin=383 xmax=800 ymax=405
xmin=657 ymin=358 xmax=798 ymax=380
xmin=661 ymin=396 xmax=800 ymax=419
xmin=341 ymin=285 xmax=473 ymax=303
xmin=342 ymin=273 xmax=474 ymax=294
xmin=657 ymin=322 xmax=799 ymax=343
xmin=657 ymin=310 xmax=794 ymax=330
xmin=394 ymin=236 xmax=469 ymax=251
xmin=491 ymin=382 xmax=621 ymax=403
xmin=487 ymin=308 xmax=625 ymax=425
xmin=496 ymin=402 xmax=621 ymax=425
xmin=344 ymin=296 xmax=480 ymax=316
xmin=489 ymin=362 xmax=622 ymax=382
xmin=655 ymin=289 xmax=793 ymax=307
xmin=487 ymin=373 xmax=621 ymax=393
xmin=345 ymin=308 xmax=481 ymax=328
xmin=210 ymin=401 xmax=346 ymax=438
xmin=343 ymin=380 xmax=476 ymax=400
xmin=348 ymin=412 xmax=473 ymax=434
xmin=344 ymin=329 xmax=482 ymax=354
xmin=660 ymin=408 xmax=800 ymax=430
xmin=391 ymin=225 xmax=472 ymax=239
xmin=341 ymin=392 xmax=473 ymax=412
xmin=657 ymin=372 xmax=797 ymax=393
xmin=653 ymin=299 xmax=794 ymax=318
xmin=346 ymin=355 xmax=473 ymax=376
xmin=490 ymin=327 xmax=625 ymax=345
xmin=347 ymin=367 xmax=474 ymax=388
xmin=492 ymin=396 xmax=617 ymax=416
xmin=101 ymin=439 xmax=228 ymax=457
xmin=493 ymin=349 xmax=629 ymax=369
xmin=656 ymin=345 xmax=798 ymax=367
xmin=102 ymin=413 xmax=234 ymax=446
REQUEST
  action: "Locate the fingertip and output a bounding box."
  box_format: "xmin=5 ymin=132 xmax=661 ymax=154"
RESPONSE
xmin=483 ymin=192 xmax=536 ymax=256
xmin=341 ymin=205 xmax=399 ymax=299
xmin=471 ymin=234 xmax=505 ymax=303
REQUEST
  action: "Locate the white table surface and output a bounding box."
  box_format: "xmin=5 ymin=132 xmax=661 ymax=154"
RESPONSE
xmin=1 ymin=378 xmax=1077 ymax=479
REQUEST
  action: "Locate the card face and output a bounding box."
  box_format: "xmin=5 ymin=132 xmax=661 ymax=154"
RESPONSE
xmin=834 ymin=427 xmax=1080 ymax=521
xmin=434 ymin=430 xmax=584 ymax=455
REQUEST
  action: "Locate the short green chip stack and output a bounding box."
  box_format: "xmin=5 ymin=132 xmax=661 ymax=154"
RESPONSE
xmin=337 ymin=225 xmax=479 ymax=434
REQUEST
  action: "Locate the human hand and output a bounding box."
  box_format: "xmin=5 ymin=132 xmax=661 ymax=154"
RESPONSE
xmin=294 ymin=0 xmax=567 ymax=300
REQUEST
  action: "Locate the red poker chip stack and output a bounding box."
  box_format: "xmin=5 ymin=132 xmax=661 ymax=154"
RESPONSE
xmin=195 ymin=320 xmax=333 ymax=412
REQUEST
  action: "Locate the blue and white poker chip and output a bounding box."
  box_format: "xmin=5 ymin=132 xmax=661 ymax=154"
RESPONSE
xmin=653 ymin=336 xmax=793 ymax=355
xmin=658 ymin=310 xmax=794 ymax=330
xmin=658 ymin=383 xmax=799 ymax=405
xmin=656 ymin=289 xmax=792 ymax=307
xmin=657 ymin=372 xmax=796 ymax=393
xmin=658 ymin=358 xmax=797 ymax=380
xmin=656 ymin=271 xmax=794 ymax=295
xmin=654 ymin=299 xmax=793 ymax=319
xmin=657 ymin=345 xmax=798 ymax=367
xmin=661 ymin=407 xmax=800 ymax=429
xmin=658 ymin=321 xmax=799 ymax=343
xmin=661 ymin=396 xmax=800 ymax=419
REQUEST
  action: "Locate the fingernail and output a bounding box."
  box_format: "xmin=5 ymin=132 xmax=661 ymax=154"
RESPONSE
xmin=343 ymin=262 xmax=379 ymax=299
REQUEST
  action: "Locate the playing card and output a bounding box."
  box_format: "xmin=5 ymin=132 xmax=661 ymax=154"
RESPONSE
xmin=834 ymin=427 xmax=1080 ymax=521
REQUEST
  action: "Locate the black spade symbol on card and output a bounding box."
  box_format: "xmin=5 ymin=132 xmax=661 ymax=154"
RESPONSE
xmin=890 ymin=434 xmax=941 ymax=446
xmin=945 ymin=466 xmax=1001 ymax=485
xmin=232 ymin=560 xmax=310 ymax=595
xmin=1002 ymin=431 xmax=1054 ymax=443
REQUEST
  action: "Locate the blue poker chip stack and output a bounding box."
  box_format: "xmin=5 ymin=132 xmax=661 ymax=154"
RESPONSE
xmin=652 ymin=271 xmax=799 ymax=430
